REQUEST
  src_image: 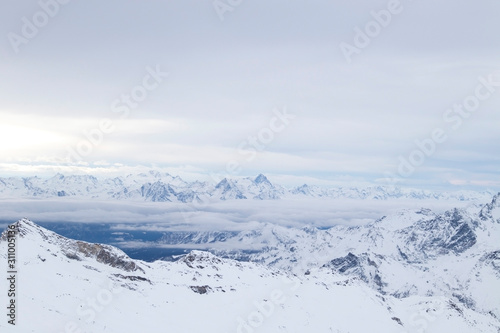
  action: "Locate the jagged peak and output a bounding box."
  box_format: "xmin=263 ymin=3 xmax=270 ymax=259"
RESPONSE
xmin=490 ymin=192 xmax=500 ymax=207
xmin=254 ymin=174 xmax=271 ymax=185
xmin=1 ymin=218 xmax=56 ymax=240
xmin=479 ymin=192 xmax=500 ymax=222
xmin=215 ymin=178 xmax=229 ymax=188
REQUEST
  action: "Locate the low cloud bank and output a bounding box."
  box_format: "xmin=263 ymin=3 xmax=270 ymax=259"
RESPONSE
xmin=0 ymin=197 xmax=481 ymax=232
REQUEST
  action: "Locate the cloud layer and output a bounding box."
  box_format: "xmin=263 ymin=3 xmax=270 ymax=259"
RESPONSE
xmin=0 ymin=197 xmax=478 ymax=232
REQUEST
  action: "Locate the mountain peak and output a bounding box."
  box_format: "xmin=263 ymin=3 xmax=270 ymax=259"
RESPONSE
xmin=215 ymin=178 xmax=229 ymax=189
xmin=1 ymin=219 xmax=144 ymax=273
xmin=254 ymin=174 xmax=271 ymax=185
xmin=1 ymin=218 xmax=57 ymax=243
xmin=491 ymin=192 xmax=500 ymax=207
xmin=479 ymin=192 xmax=500 ymax=222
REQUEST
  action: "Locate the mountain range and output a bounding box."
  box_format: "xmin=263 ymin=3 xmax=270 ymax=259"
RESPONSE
xmin=0 ymin=171 xmax=495 ymax=203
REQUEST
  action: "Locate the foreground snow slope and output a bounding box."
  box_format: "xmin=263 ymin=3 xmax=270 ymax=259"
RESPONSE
xmin=0 ymin=215 xmax=499 ymax=332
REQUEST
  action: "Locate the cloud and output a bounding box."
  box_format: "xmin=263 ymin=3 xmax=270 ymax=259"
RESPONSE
xmin=0 ymin=197 xmax=477 ymax=232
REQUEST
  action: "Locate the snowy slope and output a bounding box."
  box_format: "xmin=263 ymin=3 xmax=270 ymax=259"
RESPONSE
xmin=0 ymin=191 xmax=498 ymax=333
xmin=1 ymin=218 xmax=499 ymax=332
xmin=0 ymin=220 xmax=399 ymax=333
xmin=140 ymin=194 xmax=500 ymax=328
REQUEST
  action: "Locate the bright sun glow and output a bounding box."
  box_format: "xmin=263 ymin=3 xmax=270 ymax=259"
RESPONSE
xmin=0 ymin=124 xmax=62 ymax=152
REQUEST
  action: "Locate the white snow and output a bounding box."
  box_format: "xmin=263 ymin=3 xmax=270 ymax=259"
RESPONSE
xmin=0 ymin=194 xmax=499 ymax=332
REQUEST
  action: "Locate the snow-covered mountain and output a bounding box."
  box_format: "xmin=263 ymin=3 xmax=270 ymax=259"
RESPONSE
xmin=0 ymin=171 xmax=494 ymax=203
xmin=1 ymin=216 xmax=499 ymax=332
xmin=1 ymin=194 xmax=499 ymax=332
xmin=129 ymin=194 xmax=500 ymax=328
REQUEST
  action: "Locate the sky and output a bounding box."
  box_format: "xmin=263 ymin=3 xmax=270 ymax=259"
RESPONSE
xmin=1 ymin=0 xmax=499 ymax=190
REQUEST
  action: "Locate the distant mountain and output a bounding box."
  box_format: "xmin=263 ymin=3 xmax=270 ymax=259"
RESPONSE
xmin=0 ymin=171 xmax=494 ymax=203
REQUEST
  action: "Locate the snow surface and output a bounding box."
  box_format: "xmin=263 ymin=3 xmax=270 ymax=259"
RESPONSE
xmin=0 ymin=194 xmax=499 ymax=333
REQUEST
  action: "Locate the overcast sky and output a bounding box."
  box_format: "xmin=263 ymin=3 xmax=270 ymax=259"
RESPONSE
xmin=1 ymin=0 xmax=499 ymax=189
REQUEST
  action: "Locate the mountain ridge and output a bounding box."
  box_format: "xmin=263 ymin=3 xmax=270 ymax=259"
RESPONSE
xmin=0 ymin=171 xmax=495 ymax=203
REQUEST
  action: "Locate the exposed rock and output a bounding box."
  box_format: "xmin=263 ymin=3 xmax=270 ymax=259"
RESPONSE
xmin=74 ymin=241 xmax=144 ymax=273
xmin=190 ymin=285 xmax=211 ymax=294
xmin=113 ymin=273 xmax=152 ymax=284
